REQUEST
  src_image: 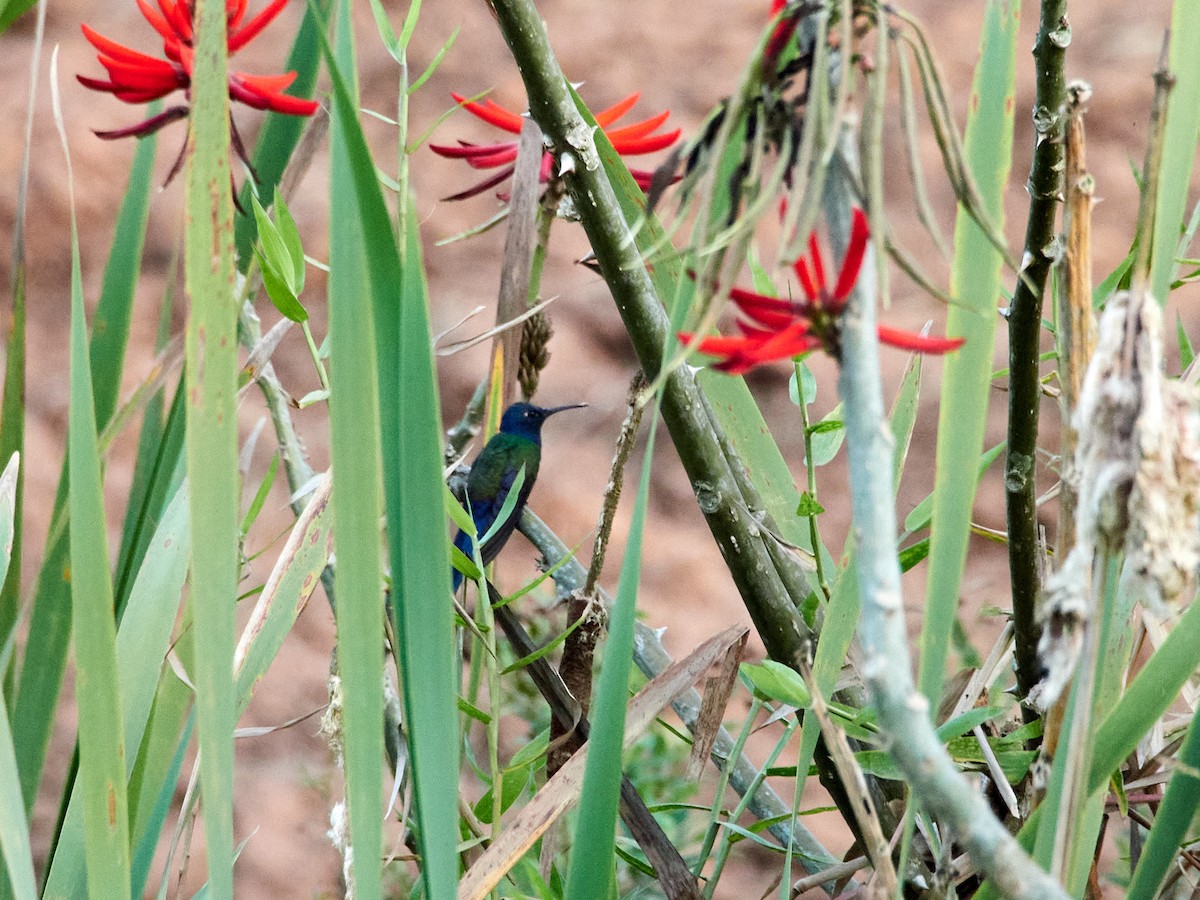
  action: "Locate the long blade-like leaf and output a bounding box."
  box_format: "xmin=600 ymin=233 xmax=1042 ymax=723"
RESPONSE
xmin=183 ymin=0 xmax=238 ymax=893
xmin=918 ymin=0 xmax=1017 ymax=704
xmin=325 ymin=5 xmax=386 ymax=896
xmin=566 ymin=415 xmax=660 ymax=898
xmin=318 ymin=8 xmax=460 ymax=895
xmin=55 ymin=48 xmax=132 ymax=897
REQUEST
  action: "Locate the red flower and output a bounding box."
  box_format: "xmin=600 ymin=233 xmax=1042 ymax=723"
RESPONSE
xmin=764 ymin=0 xmax=799 ymax=73
xmin=431 ymin=92 xmax=681 ymax=201
xmin=79 ymin=0 xmax=318 ymax=141
xmin=678 ymin=209 xmax=964 ymax=374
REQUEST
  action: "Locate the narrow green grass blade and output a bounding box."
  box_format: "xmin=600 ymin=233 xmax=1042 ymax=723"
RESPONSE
xmin=119 ymin=257 xmax=175 ymax=560
xmin=182 ymin=0 xmax=238 ymax=893
xmin=566 ymin=415 xmax=660 ymax=899
xmin=42 ymin=485 xmax=189 ymax=897
xmin=10 ymin=93 xmax=160 ymax=818
xmin=0 ymin=256 xmax=25 ymax=699
xmin=57 ymin=52 xmax=131 ymax=895
xmin=0 ymin=455 xmax=32 ymax=898
xmin=91 ymin=107 xmax=158 ymax=428
xmin=0 ymin=693 xmax=34 ymax=900
xmin=387 ymin=199 xmax=461 ymax=900
xmin=319 ymin=10 xmax=459 ymax=894
xmin=114 ymin=378 xmax=187 ymax=615
xmin=918 ymin=0 xmax=1017 ymax=704
xmin=1150 ymin=3 xmax=1200 ymax=301
xmin=128 ymin=676 xmax=193 ymax=897
xmin=233 ymin=0 xmax=328 ymax=268
xmin=325 ymin=6 xmax=384 ymax=896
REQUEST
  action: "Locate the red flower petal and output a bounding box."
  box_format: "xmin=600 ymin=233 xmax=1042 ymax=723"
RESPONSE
xmin=82 ymin=25 xmax=163 ymax=67
xmin=604 ymin=110 xmax=670 ymax=144
xmin=442 ymin=165 xmax=517 ymax=202
xmin=609 ymin=126 xmax=681 ymax=155
xmin=876 ymin=326 xmax=965 ymax=355
xmin=792 ymin=257 xmax=818 ymax=302
xmin=831 ymin=207 xmax=869 ymax=305
xmin=228 ymin=0 xmax=289 ymax=53
xmin=595 ymin=93 xmax=639 ymax=127
xmin=227 ymin=0 xmax=249 ymax=30
xmin=451 ymin=93 xmax=524 ymax=133
xmin=157 ymin=0 xmax=193 ymax=43
xmin=136 ymin=0 xmax=176 ymax=42
xmin=806 ymin=231 xmax=827 ymax=299
xmin=230 ymin=71 xmax=318 ymax=114
xmin=429 ymin=141 xmax=515 ymax=160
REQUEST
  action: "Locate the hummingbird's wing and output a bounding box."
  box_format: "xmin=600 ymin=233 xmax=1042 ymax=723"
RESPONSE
xmin=460 ymin=437 xmax=539 ymax=571
xmin=473 ymin=460 xmax=535 ymax=566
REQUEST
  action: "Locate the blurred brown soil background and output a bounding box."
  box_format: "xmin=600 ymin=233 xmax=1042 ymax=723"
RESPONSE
xmin=1 ymin=0 xmax=1193 ymax=896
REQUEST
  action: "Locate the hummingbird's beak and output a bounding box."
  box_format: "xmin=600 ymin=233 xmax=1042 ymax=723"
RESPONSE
xmin=543 ymin=403 xmax=587 ymax=417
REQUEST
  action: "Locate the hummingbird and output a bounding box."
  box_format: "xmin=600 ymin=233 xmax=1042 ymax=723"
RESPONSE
xmin=452 ymin=401 xmax=585 ymax=591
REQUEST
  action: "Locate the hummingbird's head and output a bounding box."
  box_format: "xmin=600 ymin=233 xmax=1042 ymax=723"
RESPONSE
xmin=499 ymin=401 xmax=586 ymax=442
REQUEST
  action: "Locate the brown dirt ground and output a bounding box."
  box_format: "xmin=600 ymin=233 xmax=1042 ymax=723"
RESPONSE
xmin=2 ymin=0 xmax=1194 ymax=896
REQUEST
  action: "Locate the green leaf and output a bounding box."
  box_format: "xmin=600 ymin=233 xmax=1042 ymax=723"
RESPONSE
xmin=323 ymin=7 xmax=387 ymax=897
xmin=183 ymin=0 xmax=239 ymax=891
xmin=740 ymin=660 xmax=812 ymax=709
xmin=1150 ymin=3 xmax=1200 ymax=302
xmin=42 ymin=485 xmax=190 ymax=897
xmin=788 ymin=362 xmax=818 ymax=407
xmin=475 ymin=466 xmax=526 ymax=549
xmin=918 ymin=0 xmax=1018 ymax=705
xmin=1177 ymin=313 xmax=1195 ymax=371
xmin=935 ymin=706 xmax=1002 ymax=742
xmin=445 ymin=484 xmax=475 ymax=535
xmin=566 ymin=416 xmax=661 ymax=899
xmin=257 ymin=250 xmax=309 ymax=322
xmin=807 ymin=405 xmax=845 ymax=468
xmin=62 ymin=76 xmax=132 ymax=893
xmin=0 ymin=692 xmax=34 ymax=898
xmin=898 ymin=538 xmax=930 ymax=572
xmin=251 ymin=193 xmax=292 ymax=291
xmin=241 ymin=454 xmax=279 ymax=535
xmin=271 ymin=188 xmax=306 ymax=293
xmin=796 ymin=492 xmax=825 ymax=517
xmin=319 ymin=5 xmax=460 ymax=894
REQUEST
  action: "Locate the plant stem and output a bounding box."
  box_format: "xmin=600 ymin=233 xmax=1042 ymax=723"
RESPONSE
xmin=1007 ymin=0 xmax=1070 ymax=704
xmin=826 ymin=145 xmax=1068 ymax=898
xmin=486 ymin=0 xmax=810 ymax=670
xmin=517 ymin=509 xmax=852 ymax=892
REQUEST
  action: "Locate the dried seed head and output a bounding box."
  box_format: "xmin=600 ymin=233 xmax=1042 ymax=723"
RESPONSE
xmin=321 ymin=667 xmax=345 ymax=767
xmin=1126 ymin=376 xmax=1200 ymax=611
xmin=1029 ymin=548 xmax=1090 ymax=711
xmin=1032 ymin=290 xmax=1181 ymax=708
xmin=519 ymin=311 xmax=554 ymax=400
xmin=1074 ymin=290 xmax=1153 ymax=552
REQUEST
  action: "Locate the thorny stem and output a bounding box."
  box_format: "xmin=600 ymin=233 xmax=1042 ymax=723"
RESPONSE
xmin=826 ymin=146 xmax=1068 ymax=898
xmin=486 ymin=0 xmax=810 ymax=672
xmin=1007 ymin=0 xmax=1070 ymax=706
xmin=485 ymin=0 xmax=900 ymax=855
